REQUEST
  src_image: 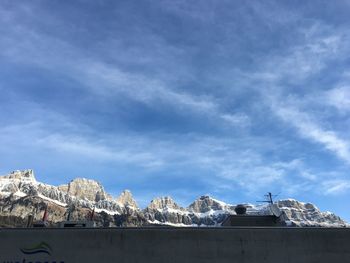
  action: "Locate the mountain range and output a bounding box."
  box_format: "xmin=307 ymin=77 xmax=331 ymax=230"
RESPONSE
xmin=0 ymin=170 xmax=347 ymax=227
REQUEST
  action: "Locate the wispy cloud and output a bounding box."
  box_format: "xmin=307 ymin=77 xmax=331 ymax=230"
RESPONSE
xmin=0 ymin=119 xmax=165 ymax=169
xmin=326 ymin=86 xmax=350 ymax=113
xmin=241 ymin=22 xmax=350 ymax=165
xmin=0 ymin=7 xmax=249 ymax=131
xmin=272 ymin=101 xmax=350 ymax=164
xmin=220 ymin=113 xmax=251 ymax=127
xmin=252 ymin=25 xmax=347 ymax=84
xmin=0 ymin=110 xmax=299 ymax=195
xmin=322 ymin=179 xmax=350 ymax=195
xmin=38 ymin=134 xmax=165 ymax=168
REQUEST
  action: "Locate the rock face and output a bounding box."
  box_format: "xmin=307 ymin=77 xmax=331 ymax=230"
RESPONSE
xmin=116 ymin=190 xmax=138 ymax=208
xmin=60 ymin=178 xmax=111 ymax=202
xmin=144 ymin=197 xmax=191 ymax=225
xmin=275 ymin=199 xmax=346 ymax=227
xmin=147 ymin=196 xmax=183 ymax=210
xmin=0 ymin=170 xmax=348 ymax=228
xmin=188 ymin=195 xmax=233 ymax=213
xmin=4 ymin=169 xmax=36 ymax=181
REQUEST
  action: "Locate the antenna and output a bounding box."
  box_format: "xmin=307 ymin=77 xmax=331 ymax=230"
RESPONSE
xmin=256 ymin=192 xmax=278 ymax=205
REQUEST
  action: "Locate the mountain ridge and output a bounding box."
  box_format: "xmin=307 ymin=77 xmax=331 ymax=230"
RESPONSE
xmin=0 ymin=169 xmax=348 ymax=227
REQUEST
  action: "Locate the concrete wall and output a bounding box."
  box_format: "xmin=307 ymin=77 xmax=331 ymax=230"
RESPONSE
xmin=0 ymin=227 xmax=349 ymax=263
xmin=221 ymin=215 xmax=281 ymax=226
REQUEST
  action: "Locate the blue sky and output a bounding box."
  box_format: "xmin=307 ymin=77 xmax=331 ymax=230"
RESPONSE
xmin=0 ymin=1 xmax=350 ymax=221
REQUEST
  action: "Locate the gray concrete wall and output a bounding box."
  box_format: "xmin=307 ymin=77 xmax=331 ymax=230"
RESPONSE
xmin=0 ymin=227 xmax=349 ymax=263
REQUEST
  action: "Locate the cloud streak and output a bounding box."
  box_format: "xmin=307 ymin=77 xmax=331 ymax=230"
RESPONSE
xmin=272 ymin=101 xmax=350 ymax=164
xmin=322 ymin=179 xmax=350 ymax=195
xmin=0 ymin=7 xmax=249 ymax=132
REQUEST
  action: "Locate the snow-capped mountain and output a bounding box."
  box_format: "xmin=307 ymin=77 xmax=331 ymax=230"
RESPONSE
xmin=0 ymin=170 xmax=348 ymax=227
xmin=275 ymin=199 xmax=346 ymax=227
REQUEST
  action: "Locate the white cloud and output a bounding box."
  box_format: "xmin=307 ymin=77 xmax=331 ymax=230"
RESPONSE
xmin=272 ymin=102 xmax=350 ymax=164
xmin=273 ymin=159 xmax=317 ymax=181
xmin=322 ymin=180 xmax=350 ymax=195
xmin=243 ymin=23 xmax=350 ymax=166
xmin=326 ymin=86 xmax=350 ymax=112
xmin=0 ymin=113 xmax=165 ymax=169
xmin=220 ymin=113 xmax=251 ymax=127
xmin=0 ymin=115 xmax=291 ymax=194
xmin=249 ymin=24 xmax=348 ymax=87
xmin=38 ymin=134 xmax=165 ymax=168
xmin=0 ymin=12 xmax=250 ymax=130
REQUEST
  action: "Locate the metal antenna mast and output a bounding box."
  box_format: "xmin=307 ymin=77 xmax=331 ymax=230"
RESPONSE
xmin=257 ymin=192 xmax=278 ymax=205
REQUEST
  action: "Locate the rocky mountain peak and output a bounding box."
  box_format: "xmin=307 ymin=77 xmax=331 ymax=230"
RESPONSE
xmin=188 ymin=195 xmax=230 ymax=213
xmin=64 ymin=178 xmax=110 ymax=202
xmin=6 ymin=169 xmax=36 ymax=182
xmin=116 ymin=190 xmax=138 ymax=208
xmin=0 ymin=170 xmax=38 ymax=196
xmin=147 ymin=196 xmax=182 ymax=210
xmin=276 ymin=199 xmax=316 ymax=210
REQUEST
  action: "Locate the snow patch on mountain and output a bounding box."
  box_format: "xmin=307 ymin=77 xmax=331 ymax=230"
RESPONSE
xmin=37 ymin=193 xmax=67 ymax=207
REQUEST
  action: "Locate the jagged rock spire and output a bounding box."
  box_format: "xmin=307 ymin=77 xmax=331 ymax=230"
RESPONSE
xmin=63 ymin=178 xmax=111 ymax=202
xmin=7 ymin=169 xmax=36 ymax=182
xmin=147 ymin=196 xmax=182 ymax=210
xmin=188 ymin=195 xmax=230 ymax=213
xmin=116 ymin=190 xmax=138 ymax=208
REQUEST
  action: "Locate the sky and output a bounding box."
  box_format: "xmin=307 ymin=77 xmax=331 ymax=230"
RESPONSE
xmin=0 ymin=0 xmax=350 ymax=221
